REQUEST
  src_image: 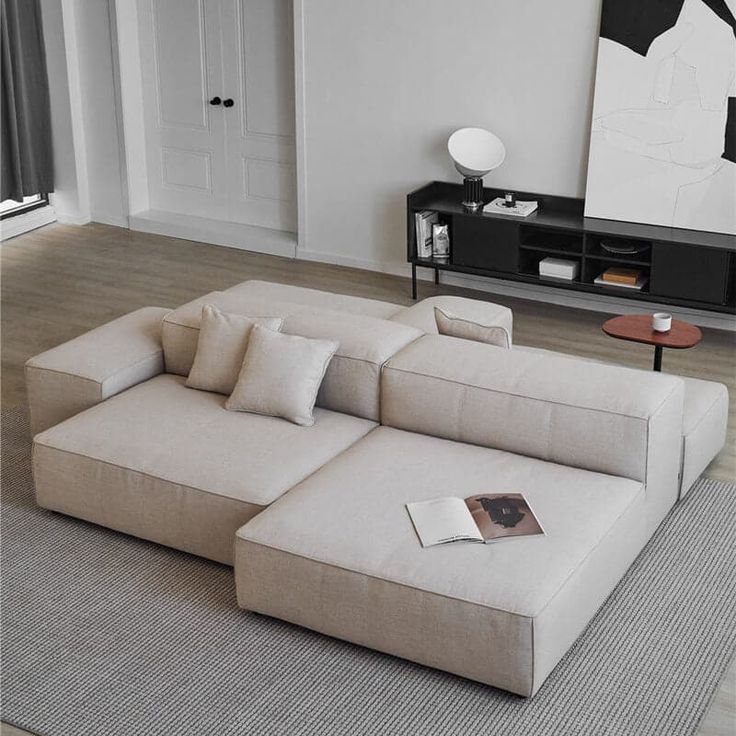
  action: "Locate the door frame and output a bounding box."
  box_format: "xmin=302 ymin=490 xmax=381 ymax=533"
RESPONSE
xmin=112 ymin=0 xmax=306 ymax=250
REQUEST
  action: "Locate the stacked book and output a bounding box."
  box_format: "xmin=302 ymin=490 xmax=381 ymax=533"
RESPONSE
xmin=594 ymin=267 xmax=648 ymax=291
xmin=414 ymin=210 xmax=438 ymax=259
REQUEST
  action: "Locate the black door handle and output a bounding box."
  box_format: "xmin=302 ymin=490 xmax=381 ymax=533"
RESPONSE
xmin=209 ymin=96 xmax=221 ymax=105
xmin=223 ymin=98 xmax=234 ymax=108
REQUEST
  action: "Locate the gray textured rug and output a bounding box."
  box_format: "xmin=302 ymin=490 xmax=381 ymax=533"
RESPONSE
xmin=2 ymin=407 xmax=735 ymax=736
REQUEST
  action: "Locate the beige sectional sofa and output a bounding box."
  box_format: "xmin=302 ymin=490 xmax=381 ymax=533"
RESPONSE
xmin=27 ymin=280 xmax=728 ymax=696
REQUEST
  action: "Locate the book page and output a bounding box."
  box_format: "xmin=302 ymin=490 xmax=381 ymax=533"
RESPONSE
xmin=464 ymin=493 xmax=545 ymax=543
xmin=406 ymin=497 xmax=482 ymax=548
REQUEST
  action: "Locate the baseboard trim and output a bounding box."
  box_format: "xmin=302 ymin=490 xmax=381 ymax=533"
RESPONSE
xmin=55 ymin=211 xmax=92 ymax=226
xmin=296 ymin=247 xmax=408 ymax=278
xmin=129 ymin=209 xmax=297 ymax=259
xmin=91 ymin=213 xmax=129 ymax=228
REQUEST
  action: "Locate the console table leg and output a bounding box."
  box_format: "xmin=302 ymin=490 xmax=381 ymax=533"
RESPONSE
xmin=434 ymin=269 xmax=439 ymax=285
xmin=411 ymin=263 xmax=417 ymax=300
xmin=653 ymin=345 xmax=663 ymax=372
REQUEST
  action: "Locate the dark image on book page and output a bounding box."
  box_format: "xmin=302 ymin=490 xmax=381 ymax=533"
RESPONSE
xmin=465 ymin=493 xmax=544 ymax=542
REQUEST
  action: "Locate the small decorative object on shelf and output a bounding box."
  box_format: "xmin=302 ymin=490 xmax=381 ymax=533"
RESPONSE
xmin=432 ymin=223 xmax=450 ymax=261
xmin=447 ymin=128 xmax=505 ymax=212
xmin=483 ymin=198 xmax=538 ymax=217
xmin=504 ymin=192 xmax=516 ymax=208
xmin=599 ymin=238 xmax=648 ymax=255
xmin=539 ymin=257 xmax=578 ymax=281
xmin=652 ymin=312 xmax=672 ymax=332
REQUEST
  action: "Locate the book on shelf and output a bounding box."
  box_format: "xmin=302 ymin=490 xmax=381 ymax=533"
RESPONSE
xmin=483 ymin=198 xmax=538 ymax=217
xmin=414 ymin=210 xmax=438 ymax=259
xmin=594 ymin=272 xmax=648 ymax=291
xmin=599 ymin=267 xmax=641 ymax=286
xmin=406 ymin=493 xmax=545 ymax=548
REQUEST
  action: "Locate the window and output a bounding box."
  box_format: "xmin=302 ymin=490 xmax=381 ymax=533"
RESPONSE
xmin=0 ymin=194 xmax=48 ymax=219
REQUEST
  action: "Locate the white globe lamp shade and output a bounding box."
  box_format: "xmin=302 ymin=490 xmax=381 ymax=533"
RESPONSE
xmin=448 ymin=127 xmax=505 ymax=210
xmin=448 ymin=127 xmax=506 ymax=177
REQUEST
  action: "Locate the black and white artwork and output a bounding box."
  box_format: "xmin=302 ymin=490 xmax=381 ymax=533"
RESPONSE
xmin=584 ymin=0 xmax=736 ymax=235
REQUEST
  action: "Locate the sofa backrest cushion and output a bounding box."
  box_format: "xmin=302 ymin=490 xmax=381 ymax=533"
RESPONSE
xmin=281 ymin=310 xmax=421 ymax=421
xmin=222 ymin=280 xmax=403 ymax=320
xmin=162 ymin=291 xmax=421 ymax=421
xmin=381 ymin=334 xmax=684 ymax=483
xmin=390 ymin=295 xmax=513 ymax=341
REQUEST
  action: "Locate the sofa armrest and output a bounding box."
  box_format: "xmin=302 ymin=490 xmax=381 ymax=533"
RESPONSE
xmin=382 ymin=335 xmax=685 ymax=532
xmin=25 ymin=307 xmax=171 ymax=435
xmin=389 ymin=296 xmax=513 ymax=345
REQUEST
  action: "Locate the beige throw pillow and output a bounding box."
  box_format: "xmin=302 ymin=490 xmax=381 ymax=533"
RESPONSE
xmin=226 ymin=325 xmax=339 ymax=426
xmin=434 ymin=307 xmax=510 ymax=348
xmin=186 ymin=305 xmax=283 ymax=395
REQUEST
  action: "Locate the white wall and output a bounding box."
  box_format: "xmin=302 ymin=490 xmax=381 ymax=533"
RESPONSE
xmin=40 ymin=0 xmax=126 ymax=226
xmin=296 ymin=0 xmax=602 ymax=272
xmin=74 ymin=0 xmax=127 ymax=226
xmin=40 ymin=0 xmax=81 ymax=222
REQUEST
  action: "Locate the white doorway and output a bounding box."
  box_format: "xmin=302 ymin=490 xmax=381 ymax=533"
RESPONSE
xmin=120 ymin=0 xmax=297 ymax=254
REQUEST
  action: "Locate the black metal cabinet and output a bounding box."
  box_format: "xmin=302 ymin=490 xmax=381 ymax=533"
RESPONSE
xmin=650 ymin=243 xmax=732 ymax=306
xmin=407 ymin=181 xmax=736 ymax=314
xmin=452 ymin=217 xmax=518 ymax=273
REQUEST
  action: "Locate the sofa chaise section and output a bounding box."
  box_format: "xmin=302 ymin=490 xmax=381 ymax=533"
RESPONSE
xmin=236 ymin=334 xmax=684 ymax=695
xmin=32 ymin=374 xmax=376 ymax=564
xmin=236 ymin=429 xmax=647 ymax=697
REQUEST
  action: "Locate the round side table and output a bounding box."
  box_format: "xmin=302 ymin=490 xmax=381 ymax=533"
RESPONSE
xmin=602 ymin=314 xmax=702 ymax=372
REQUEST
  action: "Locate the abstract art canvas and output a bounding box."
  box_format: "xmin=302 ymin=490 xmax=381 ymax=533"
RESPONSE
xmin=584 ymin=0 xmax=736 ymax=235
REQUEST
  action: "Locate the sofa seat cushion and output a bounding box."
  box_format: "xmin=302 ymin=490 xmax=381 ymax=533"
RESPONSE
xmin=235 ymin=426 xmax=647 ymax=696
xmin=390 ymin=295 xmax=513 ymax=341
xmin=222 ymin=280 xmax=403 ymax=320
xmin=32 ymin=374 xmax=376 ymax=564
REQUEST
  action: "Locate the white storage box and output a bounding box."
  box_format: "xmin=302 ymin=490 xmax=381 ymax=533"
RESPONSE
xmin=539 ymin=257 xmax=579 ymax=280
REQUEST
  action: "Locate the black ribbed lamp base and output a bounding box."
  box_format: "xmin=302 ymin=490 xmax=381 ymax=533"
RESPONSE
xmin=462 ymin=177 xmax=484 ymax=211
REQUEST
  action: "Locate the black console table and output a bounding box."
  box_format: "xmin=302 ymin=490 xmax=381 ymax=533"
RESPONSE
xmin=407 ymin=181 xmax=736 ymax=314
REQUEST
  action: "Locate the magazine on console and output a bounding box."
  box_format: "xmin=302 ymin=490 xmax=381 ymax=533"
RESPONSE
xmin=406 ymin=493 xmax=544 ymax=548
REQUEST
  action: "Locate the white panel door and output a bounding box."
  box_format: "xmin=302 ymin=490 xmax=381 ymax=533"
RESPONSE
xmin=220 ymin=0 xmax=297 ymax=231
xmin=138 ymin=0 xmax=228 ymax=219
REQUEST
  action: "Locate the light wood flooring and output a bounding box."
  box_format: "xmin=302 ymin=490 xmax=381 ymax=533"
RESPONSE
xmin=1 ymin=222 xmax=734 ymax=735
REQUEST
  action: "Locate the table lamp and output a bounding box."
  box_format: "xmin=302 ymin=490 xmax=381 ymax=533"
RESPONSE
xmin=448 ymin=128 xmax=506 ymax=211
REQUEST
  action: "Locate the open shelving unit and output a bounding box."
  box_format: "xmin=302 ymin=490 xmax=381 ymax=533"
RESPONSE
xmin=407 ymin=181 xmax=736 ymax=314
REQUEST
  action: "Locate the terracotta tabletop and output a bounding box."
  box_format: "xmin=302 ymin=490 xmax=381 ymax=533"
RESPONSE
xmin=602 ymin=314 xmax=702 ymax=349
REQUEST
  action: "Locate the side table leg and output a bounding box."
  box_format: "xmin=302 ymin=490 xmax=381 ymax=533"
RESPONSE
xmin=434 ymin=268 xmax=439 ymax=285
xmin=653 ymin=345 xmax=663 ymax=372
xmin=411 ymin=263 xmax=417 ymax=300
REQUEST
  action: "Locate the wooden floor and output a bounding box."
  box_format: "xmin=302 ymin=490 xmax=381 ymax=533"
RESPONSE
xmin=1 ymin=222 xmax=734 ymax=735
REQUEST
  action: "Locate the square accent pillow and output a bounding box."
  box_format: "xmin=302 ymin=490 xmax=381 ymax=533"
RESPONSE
xmin=434 ymin=307 xmax=510 ymax=348
xmin=186 ymin=305 xmax=283 ymax=395
xmin=225 ymin=325 xmax=339 ymax=426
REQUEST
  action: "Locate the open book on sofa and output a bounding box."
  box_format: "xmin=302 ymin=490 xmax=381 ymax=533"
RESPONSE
xmin=406 ymin=493 xmax=544 ymax=548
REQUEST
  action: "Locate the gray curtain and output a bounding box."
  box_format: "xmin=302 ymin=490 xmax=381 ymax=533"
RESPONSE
xmin=1 ymin=0 xmax=54 ymax=202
